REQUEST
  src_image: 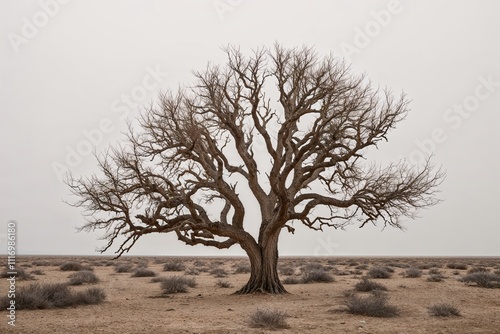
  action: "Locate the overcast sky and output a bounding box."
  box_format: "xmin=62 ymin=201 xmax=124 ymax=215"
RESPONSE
xmin=1 ymin=0 xmax=499 ymax=257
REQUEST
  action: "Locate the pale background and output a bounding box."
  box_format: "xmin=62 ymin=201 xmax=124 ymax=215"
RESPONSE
xmin=1 ymin=0 xmax=499 ymax=256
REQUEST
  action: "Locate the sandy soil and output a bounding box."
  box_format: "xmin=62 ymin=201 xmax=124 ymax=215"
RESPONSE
xmin=1 ymin=256 xmax=499 ymax=333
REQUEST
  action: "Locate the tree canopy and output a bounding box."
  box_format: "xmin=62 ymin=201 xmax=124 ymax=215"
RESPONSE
xmin=69 ymin=44 xmax=444 ymax=293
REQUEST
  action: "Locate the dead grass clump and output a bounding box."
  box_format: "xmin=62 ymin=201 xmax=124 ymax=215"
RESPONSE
xmin=279 ymin=266 xmax=295 ymax=276
xmin=185 ymin=267 xmax=200 ymax=275
xmin=59 ymin=262 xmax=84 ymax=271
xmin=367 ymin=266 xmax=392 ymax=279
xmin=428 ymin=268 xmax=442 ymax=275
xmin=282 ymin=276 xmax=301 ymax=284
xmin=233 ymin=264 xmax=251 ymax=274
xmin=248 ymin=309 xmax=290 ymax=329
xmin=468 ymin=266 xmax=489 ymax=274
xmin=404 ymin=267 xmax=422 ymax=278
xmin=428 ymin=303 xmax=461 ymax=317
xmin=301 ymin=263 xmax=325 ymax=272
xmin=427 ymin=274 xmax=445 ymax=282
xmin=160 ymin=276 xmax=197 ymax=294
xmin=461 ymin=272 xmax=500 ymax=288
xmin=114 ymin=263 xmax=134 ymax=273
xmin=301 ymin=269 xmax=334 ymax=283
xmin=447 ymin=263 xmax=467 ymax=270
xmin=163 ymin=260 xmax=186 ymax=272
xmin=210 ymin=268 xmax=228 ymax=278
xmin=1 ymin=267 xmax=35 ymax=280
xmin=131 ymin=268 xmax=157 ymax=277
xmin=31 ymin=269 xmax=45 ymax=276
xmin=0 ymin=283 xmax=105 ymax=310
xmin=73 ymin=287 xmax=106 ymax=305
xmin=354 ymin=278 xmax=388 ymax=292
xmin=68 ymin=270 xmax=99 ymax=285
xmin=32 ymin=261 xmax=51 ymax=266
xmin=345 ymin=292 xmax=399 ymax=317
xmin=215 ymin=279 xmax=233 ymax=288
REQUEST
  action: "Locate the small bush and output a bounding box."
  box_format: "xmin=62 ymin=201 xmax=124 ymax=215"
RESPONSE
xmin=193 ymin=260 xmax=206 ymax=267
xmin=282 ymin=276 xmax=301 ymax=284
xmin=301 ymin=269 xmax=334 ymax=283
xmin=0 ymin=267 xmax=35 ymax=280
xmin=0 ymin=283 xmax=105 ymax=309
xmin=73 ymin=287 xmax=106 ymax=305
xmin=468 ymin=266 xmax=489 ymax=274
xmin=354 ymin=278 xmax=387 ymax=292
xmin=346 ymin=292 xmax=399 ymax=317
xmin=68 ymin=270 xmax=99 ymax=285
xmin=210 ymin=268 xmax=228 ymax=278
xmin=428 ymin=268 xmax=442 ymax=275
xmin=59 ymin=262 xmax=84 ymax=271
xmin=114 ymin=263 xmax=134 ymax=273
xmin=32 ymin=261 xmax=51 ymax=266
xmin=248 ymin=309 xmax=290 ymax=329
xmin=31 ymin=269 xmax=45 ymax=276
xmin=160 ymin=276 xmax=197 ymax=294
xmin=461 ymin=272 xmax=500 ymax=288
xmin=447 ymin=263 xmax=467 ymax=270
xmin=404 ymin=267 xmax=422 ymax=278
xmin=427 ymin=274 xmax=445 ymax=282
xmin=301 ymin=263 xmax=325 ymax=272
xmin=234 ymin=264 xmax=251 ymax=274
xmin=355 ymin=264 xmax=369 ymax=270
xmin=131 ymin=268 xmax=157 ymax=277
xmin=367 ymin=267 xmax=392 ymax=279
xmin=279 ymin=266 xmax=295 ymax=276
xmin=185 ymin=267 xmax=200 ymax=275
xmin=215 ymin=279 xmax=232 ymax=288
xmin=428 ymin=303 xmax=461 ymax=317
xmin=417 ymin=264 xmax=432 ymax=270
xmin=163 ymin=260 xmax=186 ymax=272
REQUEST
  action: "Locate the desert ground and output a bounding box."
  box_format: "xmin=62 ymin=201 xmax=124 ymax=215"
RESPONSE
xmin=1 ymin=256 xmax=499 ymax=333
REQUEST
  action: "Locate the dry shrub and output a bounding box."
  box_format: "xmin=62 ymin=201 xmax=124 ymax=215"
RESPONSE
xmin=210 ymin=268 xmax=228 ymax=278
xmin=234 ymin=264 xmax=251 ymax=274
xmin=427 ymin=274 xmax=445 ymax=282
xmin=215 ymin=279 xmax=232 ymax=288
xmin=346 ymin=292 xmax=399 ymax=317
xmin=160 ymin=276 xmax=197 ymax=294
xmin=367 ymin=266 xmax=392 ymax=279
xmin=131 ymin=268 xmax=157 ymax=277
xmin=68 ymin=270 xmax=99 ymax=285
xmin=248 ymin=309 xmax=290 ymax=329
xmin=1 ymin=267 xmax=35 ymax=280
xmin=301 ymin=269 xmax=334 ymax=283
xmin=461 ymin=272 xmax=500 ymax=288
xmin=404 ymin=267 xmax=422 ymax=278
xmin=163 ymin=260 xmax=186 ymax=272
xmin=354 ymin=278 xmax=388 ymax=292
xmin=428 ymin=303 xmax=461 ymax=317
xmin=59 ymin=262 xmax=84 ymax=271
xmin=279 ymin=266 xmax=295 ymax=276
xmin=0 ymin=283 xmax=105 ymax=310
xmin=447 ymin=263 xmax=467 ymax=270
xmin=31 ymin=269 xmax=45 ymax=276
xmin=468 ymin=266 xmax=489 ymax=274
xmin=114 ymin=263 xmax=134 ymax=273
xmin=282 ymin=276 xmax=301 ymax=284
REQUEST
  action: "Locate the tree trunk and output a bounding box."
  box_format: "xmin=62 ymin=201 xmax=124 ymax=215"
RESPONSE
xmin=235 ymin=230 xmax=287 ymax=294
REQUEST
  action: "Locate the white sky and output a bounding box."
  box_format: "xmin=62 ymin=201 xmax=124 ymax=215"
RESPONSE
xmin=1 ymin=0 xmax=499 ymax=257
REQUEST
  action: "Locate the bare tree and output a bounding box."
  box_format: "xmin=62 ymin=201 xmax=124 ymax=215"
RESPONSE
xmin=68 ymin=44 xmax=444 ymax=294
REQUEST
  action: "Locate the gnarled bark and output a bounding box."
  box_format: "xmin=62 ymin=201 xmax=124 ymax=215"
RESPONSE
xmin=236 ymin=230 xmax=286 ymax=294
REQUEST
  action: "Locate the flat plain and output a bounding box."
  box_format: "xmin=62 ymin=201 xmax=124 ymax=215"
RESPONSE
xmin=1 ymin=256 xmax=499 ymax=333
